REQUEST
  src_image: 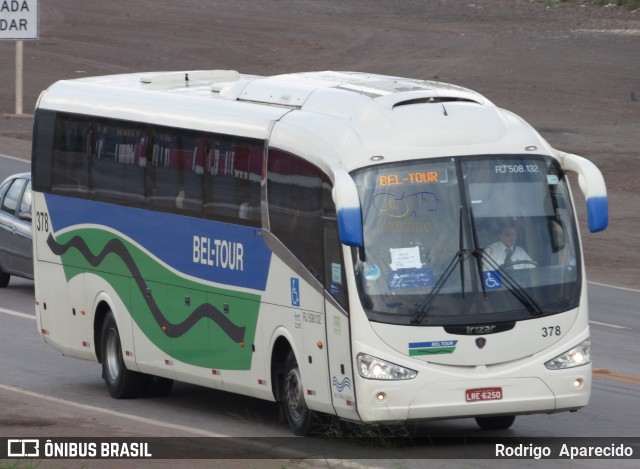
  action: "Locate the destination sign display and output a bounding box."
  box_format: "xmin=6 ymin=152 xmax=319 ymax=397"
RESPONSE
xmin=379 ymin=169 xmax=446 ymax=186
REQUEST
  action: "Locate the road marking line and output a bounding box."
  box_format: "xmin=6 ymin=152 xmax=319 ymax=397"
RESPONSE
xmin=588 ymin=281 xmax=640 ymax=293
xmin=593 ymin=369 xmax=640 ymax=385
xmin=0 ymin=307 xmax=35 ymax=320
xmin=589 ymin=320 xmax=628 ymax=329
xmin=0 ymin=152 xmax=30 ymax=163
xmin=0 ymin=383 xmax=226 ymax=437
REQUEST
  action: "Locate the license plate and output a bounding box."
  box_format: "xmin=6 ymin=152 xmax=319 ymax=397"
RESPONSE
xmin=465 ymin=387 xmax=503 ymax=402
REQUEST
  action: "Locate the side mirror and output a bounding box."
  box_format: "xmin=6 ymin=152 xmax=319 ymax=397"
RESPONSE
xmin=556 ymin=150 xmax=608 ymax=233
xmin=332 ymin=170 xmax=364 ymax=247
xmin=19 ymin=211 xmax=32 ymax=222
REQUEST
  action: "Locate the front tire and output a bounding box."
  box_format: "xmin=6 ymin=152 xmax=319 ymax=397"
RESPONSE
xmin=0 ymin=270 xmax=10 ymax=288
xmin=475 ymin=415 xmax=516 ymax=430
xmin=283 ymin=351 xmax=317 ymax=436
xmin=101 ymin=310 xmax=143 ymax=398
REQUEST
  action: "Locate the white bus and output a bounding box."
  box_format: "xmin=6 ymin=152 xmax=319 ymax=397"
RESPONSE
xmin=32 ymin=70 xmax=608 ymax=435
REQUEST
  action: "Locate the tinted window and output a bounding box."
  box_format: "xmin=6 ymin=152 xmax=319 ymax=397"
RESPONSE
xmin=91 ymin=121 xmax=146 ymax=203
xmin=1 ymin=178 xmax=26 ymax=215
xmin=0 ymin=179 xmax=11 ymax=200
xmin=19 ymin=180 xmax=32 ymax=216
xmin=52 ymin=115 xmax=91 ymax=195
xmin=203 ymin=137 xmax=263 ymax=223
xmin=267 ymin=149 xmax=332 ymax=282
xmin=35 ymin=111 xmax=264 ymax=227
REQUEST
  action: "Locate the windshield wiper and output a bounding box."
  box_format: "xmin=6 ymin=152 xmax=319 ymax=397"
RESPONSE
xmin=412 ymin=248 xmax=467 ymax=325
xmin=474 ymin=250 xmax=544 ymax=317
xmin=412 ymin=207 xmax=467 ymax=325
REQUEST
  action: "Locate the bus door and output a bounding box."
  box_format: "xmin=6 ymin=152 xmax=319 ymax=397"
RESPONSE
xmin=322 ymin=217 xmax=359 ymax=421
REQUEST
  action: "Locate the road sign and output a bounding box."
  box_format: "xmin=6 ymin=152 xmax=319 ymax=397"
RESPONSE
xmin=0 ymin=0 xmax=39 ymax=40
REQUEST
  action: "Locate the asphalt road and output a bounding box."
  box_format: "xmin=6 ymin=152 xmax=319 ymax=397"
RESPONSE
xmin=1 ymin=275 xmax=639 ymax=468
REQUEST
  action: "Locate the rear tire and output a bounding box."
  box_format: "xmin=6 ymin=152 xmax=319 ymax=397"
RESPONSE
xmin=475 ymin=415 xmax=516 ymax=430
xmin=283 ymin=351 xmax=318 ymax=436
xmin=0 ymin=270 xmax=10 ymax=288
xmin=101 ymin=310 xmax=143 ymax=398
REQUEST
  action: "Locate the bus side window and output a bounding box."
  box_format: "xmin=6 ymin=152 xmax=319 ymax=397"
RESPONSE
xmin=203 ymin=137 xmax=262 ymax=226
xmin=51 ymin=114 xmax=91 ymax=196
xmin=90 ymin=120 xmax=146 ymax=204
xmin=149 ymin=130 xmax=203 ymax=217
xmin=267 ymin=149 xmax=329 ymax=282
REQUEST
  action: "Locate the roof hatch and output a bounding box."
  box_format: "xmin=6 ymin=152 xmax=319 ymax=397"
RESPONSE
xmin=139 ymin=70 xmax=240 ymax=86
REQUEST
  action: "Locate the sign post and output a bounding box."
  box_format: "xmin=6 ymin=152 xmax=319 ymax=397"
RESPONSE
xmin=1 ymin=0 xmax=40 ymax=115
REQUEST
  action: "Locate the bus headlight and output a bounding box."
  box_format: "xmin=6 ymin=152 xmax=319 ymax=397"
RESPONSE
xmin=545 ymin=338 xmax=591 ymax=370
xmin=356 ymin=353 xmax=417 ymax=380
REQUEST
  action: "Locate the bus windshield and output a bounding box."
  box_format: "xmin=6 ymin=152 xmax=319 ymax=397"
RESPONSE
xmin=351 ymin=155 xmax=581 ymax=326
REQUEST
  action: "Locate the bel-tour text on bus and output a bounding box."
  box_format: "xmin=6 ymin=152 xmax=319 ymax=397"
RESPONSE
xmin=379 ymin=170 xmax=441 ymax=186
xmin=192 ymin=235 xmax=244 ymax=271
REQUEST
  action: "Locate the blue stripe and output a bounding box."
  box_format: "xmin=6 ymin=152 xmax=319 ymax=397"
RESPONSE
xmin=44 ymin=194 xmax=272 ymax=291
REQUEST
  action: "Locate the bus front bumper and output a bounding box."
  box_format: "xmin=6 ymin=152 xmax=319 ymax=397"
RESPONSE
xmin=354 ymin=372 xmax=591 ymax=423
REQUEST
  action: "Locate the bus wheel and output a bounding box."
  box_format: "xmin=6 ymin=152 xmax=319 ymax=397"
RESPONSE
xmin=0 ymin=270 xmax=9 ymax=288
xmin=100 ymin=310 xmax=143 ymax=399
xmin=475 ymin=415 xmax=516 ymax=430
xmin=283 ymin=351 xmax=316 ymax=436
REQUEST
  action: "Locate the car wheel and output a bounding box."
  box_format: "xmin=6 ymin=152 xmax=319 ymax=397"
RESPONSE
xmin=101 ymin=310 xmax=143 ymax=398
xmin=0 ymin=270 xmax=10 ymax=288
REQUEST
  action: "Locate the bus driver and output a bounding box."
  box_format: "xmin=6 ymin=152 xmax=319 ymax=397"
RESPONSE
xmin=485 ymin=219 xmax=535 ymax=269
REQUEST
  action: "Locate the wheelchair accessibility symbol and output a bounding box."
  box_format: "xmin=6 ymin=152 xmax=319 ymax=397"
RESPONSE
xmin=483 ymin=271 xmax=502 ymax=290
xmin=291 ymin=278 xmax=300 ymax=306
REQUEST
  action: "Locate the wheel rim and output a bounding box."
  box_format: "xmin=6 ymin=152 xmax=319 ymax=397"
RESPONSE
xmin=105 ymin=328 xmax=121 ymax=383
xmin=285 ymin=367 xmax=305 ymax=421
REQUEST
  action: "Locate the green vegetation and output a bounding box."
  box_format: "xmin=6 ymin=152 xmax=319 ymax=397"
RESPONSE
xmin=0 ymin=462 xmax=41 ymax=469
xmin=315 ymin=416 xmax=413 ymax=446
xmin=594 ymin=0 xmax=640 ymax=8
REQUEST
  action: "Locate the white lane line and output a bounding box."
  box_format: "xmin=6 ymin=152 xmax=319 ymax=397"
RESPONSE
xmin=0 ymin=152 xmax=30 ymax=163
xmin=588 ymin=281 xmax=640 ymax=294
xmin=589 ymin=320 xmax=628 ymax=329
xmin=0 ymin=306 xmax=35 ymax=320
xmin=0 ymin=383 xmax=226 ymax=437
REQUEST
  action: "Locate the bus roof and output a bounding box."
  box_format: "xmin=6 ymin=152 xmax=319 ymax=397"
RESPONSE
xmin=37 ymin=70 xmax=553 ymax=171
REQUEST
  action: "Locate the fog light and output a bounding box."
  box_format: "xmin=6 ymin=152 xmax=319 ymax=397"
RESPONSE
xmin=573 ymin=378 xmax=584 ymax=389
xmin=376 ymin=392 xmax=387 ymax=402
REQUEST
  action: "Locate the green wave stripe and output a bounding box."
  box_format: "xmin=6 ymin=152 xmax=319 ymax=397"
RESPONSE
xmin=408 ymin=347 xmax=457 ymax=356
xmin=53 ymin=228 xmax=260 ymax=370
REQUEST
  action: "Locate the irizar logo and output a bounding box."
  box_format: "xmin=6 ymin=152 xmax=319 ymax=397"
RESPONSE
xmin=444 ymin=322 xmax=515 ymax=336
xmin=466 ymin=325 xmax=496 ymax=335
